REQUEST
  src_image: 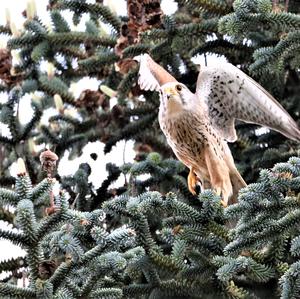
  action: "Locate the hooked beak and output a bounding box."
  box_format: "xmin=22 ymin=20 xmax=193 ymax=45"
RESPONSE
xmin=163 ymin=86 xmax=178 ymax=99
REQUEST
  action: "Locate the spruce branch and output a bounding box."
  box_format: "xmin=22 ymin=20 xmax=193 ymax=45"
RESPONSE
xmin=0 ymin=25 xmax=11 ymax=35
xmin=0 ymin=283 xmax=36 ymax=298
xmin=78 ymin=52 xmax=118 ymax=72
xmin=38 ymin=75 xmax=76 ymax=105
xmin=0 ymin=188 xmax=18 ymax=205
xmin=48 ymin=32 xmax=117 ymax=47
xmin=50 ymin=10 xmax=71 ymax=33
xmin=0 ymin=207 xmax=15 ymax=225
xmin=0 ymin=257 xmax=26 ymax=272
xmin=8 ymin=33 xmax=43 ymax=49
xmin=55 ymin=0 xmax=122 ymax=33
xmin=177 ymin=0 xmax=231 ymax=14
xmin=0 ymin=229 xmax=29 ymax=247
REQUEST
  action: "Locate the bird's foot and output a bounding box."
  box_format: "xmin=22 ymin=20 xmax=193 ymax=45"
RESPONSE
xmin=220 ymin=199 xmax=227 ymax=208
xmin=214 ymin=187 xmax=228 ymax=208
xmin=188 ymin=168 xmax=197 ymax=195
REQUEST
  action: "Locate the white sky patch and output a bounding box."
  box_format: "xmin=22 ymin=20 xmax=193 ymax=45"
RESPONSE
xmin=243 ymin=38 xmax=252 ymax=46
xmin=0 ymin=124 xmax=12 ymax=138
xmin=18 ymin=94 xmax=34 ymax=125
xmin=161 ymin=0 xmax=178 ymax=14
xmin=192 ymin=53 xmax=228 ymax=67
xmin=109 ymin=96 xmax=119 ymax=107
xmin=9 ymin=160 xmax=19 ymax=177
xmin=0 ymin=221 xmax=26 ymax=280
xmin=58 ymin=140 xmax=135 ymax=189
xmin=255 ymin=127 xmax=270 ymax=136
xmin=0 ymin=92 xmax=8 ymax=104
xmin=69 ymin=77 xmax=100 ymax=98
xmin=136 ymin=173 xmax=151 ymax=182
xmin=206 ymin=33 xmax=218 ymax=42
xmin=39 ymin=60 xmax=51 ymax=74
xmin=105 ymin=0 xmax=127 ymax=16
xmin=40 ymin=107 xmax=56 ymax=126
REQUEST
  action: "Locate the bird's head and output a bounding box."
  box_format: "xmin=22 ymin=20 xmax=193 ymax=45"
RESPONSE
xmin=134 ymin=54 xmax=194 ymax=114
xmin=160 ymin=82 xmax=193 ymax=114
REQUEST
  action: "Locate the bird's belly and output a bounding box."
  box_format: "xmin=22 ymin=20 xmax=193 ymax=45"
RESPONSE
xmin=166 ymin=131 xmax=206 ymax=167
xmin=161 ymin=118 xmax=223 ymax=181
xmin=169 ymin=140 xmax=210 ymax=180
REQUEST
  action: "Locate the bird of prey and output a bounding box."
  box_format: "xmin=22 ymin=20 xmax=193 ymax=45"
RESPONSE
xmin=135 ymin=54 xmax=300 ymax=206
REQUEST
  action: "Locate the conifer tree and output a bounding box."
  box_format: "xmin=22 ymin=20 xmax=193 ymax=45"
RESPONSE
xmin=0 ymin=0 xmax=299 ymax=298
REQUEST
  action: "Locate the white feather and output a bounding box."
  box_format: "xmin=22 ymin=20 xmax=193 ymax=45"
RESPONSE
xmin=134 ymin=54 xmax=160 ymax=92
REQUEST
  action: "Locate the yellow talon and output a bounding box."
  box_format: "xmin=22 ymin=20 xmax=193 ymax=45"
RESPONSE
xmin=215 ymin=187 xmax=222 ymax=197
xmin=188 ymin=168 xmax=197 ymax=195
xmin=214 ymin=187 xmax=228 ymax=207
xmin=220 ymin=199 xmax=227 ymax=208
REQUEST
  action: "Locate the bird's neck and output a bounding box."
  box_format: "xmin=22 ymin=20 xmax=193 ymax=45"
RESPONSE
xmin=161 ymin=100 xmax=185 ymax=118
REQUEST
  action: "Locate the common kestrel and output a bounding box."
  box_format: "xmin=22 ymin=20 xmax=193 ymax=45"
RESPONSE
xmin=136 ymin=54 xmax=300 ymax=206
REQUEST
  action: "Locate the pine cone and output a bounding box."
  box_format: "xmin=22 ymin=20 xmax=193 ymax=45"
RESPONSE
xmin=46 ymin=0 xmax=59 ymax=10
xmin=111 ymin=104 xmax=125 ymax=124
xmin=134 ymin=143 xmax=153 ymax=161
xmin=115 ymin=58 xmax=138 ymax=75
xmin=0 ymin=49 xmax=23 ymax=86
xmin=127 ymin=0 xmax=162 ymax=29
xmin=76 ymin=89 xmax=109 ymax=112
xmin=96 ymin=65 xmax=111 ymax=80
xmin=97 ymin=113 xmax=112 ymax=128
xmin=145 ymin=1 xmax=162 ymax=27
xmin=130 ymin=83 xmax=143 ymax=97
xmin=40 ymin=149 xmax=58 ymax=176
xmin=128 ymin=0 xmax=143 ymax=25
xmin=38 ymin=260 xmax=58 ymax=279
xmin=114 ymin=0 xmax=162 ymax=75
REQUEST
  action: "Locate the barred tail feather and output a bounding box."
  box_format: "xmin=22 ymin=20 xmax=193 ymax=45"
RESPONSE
xmin=229 ymin=169 xmax=247 ymax=205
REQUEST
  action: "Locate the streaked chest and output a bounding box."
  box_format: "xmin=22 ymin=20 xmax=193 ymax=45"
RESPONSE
xmin=159 ymin=111 xmax=209 ymax=157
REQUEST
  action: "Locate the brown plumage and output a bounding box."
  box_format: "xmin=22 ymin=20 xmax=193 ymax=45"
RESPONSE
xmin=135 ymin=54 xmax=300 ymax=206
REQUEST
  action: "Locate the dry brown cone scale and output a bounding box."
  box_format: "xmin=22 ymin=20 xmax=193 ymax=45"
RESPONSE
xmin=76 ymin=89 xmax=109 ymax=112
xmin=39 ymin=149 xmax=59 ymax=215
xmin=114 ymin=0 xmax=163 ymax=76
xmin=0 ymin=49 xmax=23 ymax=86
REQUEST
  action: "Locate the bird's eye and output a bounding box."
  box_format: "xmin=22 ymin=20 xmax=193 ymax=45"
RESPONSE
xmin=176 ymin=85 xmax=182 ymax=92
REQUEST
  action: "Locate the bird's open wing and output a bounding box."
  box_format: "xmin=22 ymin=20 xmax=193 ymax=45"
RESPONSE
xmin=134 ymin=54 xmax=178 ymax=91
xmin=196 ymin=63 xmax=300 ymax=142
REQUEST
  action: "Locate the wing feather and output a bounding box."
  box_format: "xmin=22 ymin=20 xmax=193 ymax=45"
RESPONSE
xmin=135 ymin=54 xmax=178 ymax=91
xmin=196 ymin=63 xmax=300 ymax=142
xmin=135 ymin=54 xmax=160 ymax=91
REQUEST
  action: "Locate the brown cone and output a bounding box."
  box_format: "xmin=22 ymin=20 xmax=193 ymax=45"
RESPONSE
xmin=38 ymin=260 xmax=58 ymax=279
xmin=40 ymin=149 xmax=58 ymax=177
xmin=0 ymin=49 xmax=23 ymax=86
xmin=76 ymin=89 xmax=109 ymax=112
xmin=114 ymin=0 xmax=163 ymax=77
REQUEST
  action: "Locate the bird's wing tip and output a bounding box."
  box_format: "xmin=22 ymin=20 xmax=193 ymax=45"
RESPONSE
xmin=133 ymin=53 xmax=150 ymax=63
xmin=136 ymin=54 xmax=160 ymax=92
xmin=289 ymin=121 xmax=300 ymax=142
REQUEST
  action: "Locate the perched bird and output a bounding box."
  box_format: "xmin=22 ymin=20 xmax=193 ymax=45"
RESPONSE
xmin=135 ymin=54 xmax=300 ymax=206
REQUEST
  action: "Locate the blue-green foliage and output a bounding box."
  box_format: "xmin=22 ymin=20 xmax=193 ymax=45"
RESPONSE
xmin=222 ymin=157 xmax=300 ymax=298
xmin=103 ymin=189 xmax=233 ymax=298
xmin=101 ymin=155 xmax=300 ymax=298
xmin=1 ymin=159 xmax=300 ymax=298
xmin=219 ymin=0 xmax=300 ymax=78
xmin=123 ymin=152 xmax=192 ymax=197
xmin=0 ymin=171 xmax=142 ymax=298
